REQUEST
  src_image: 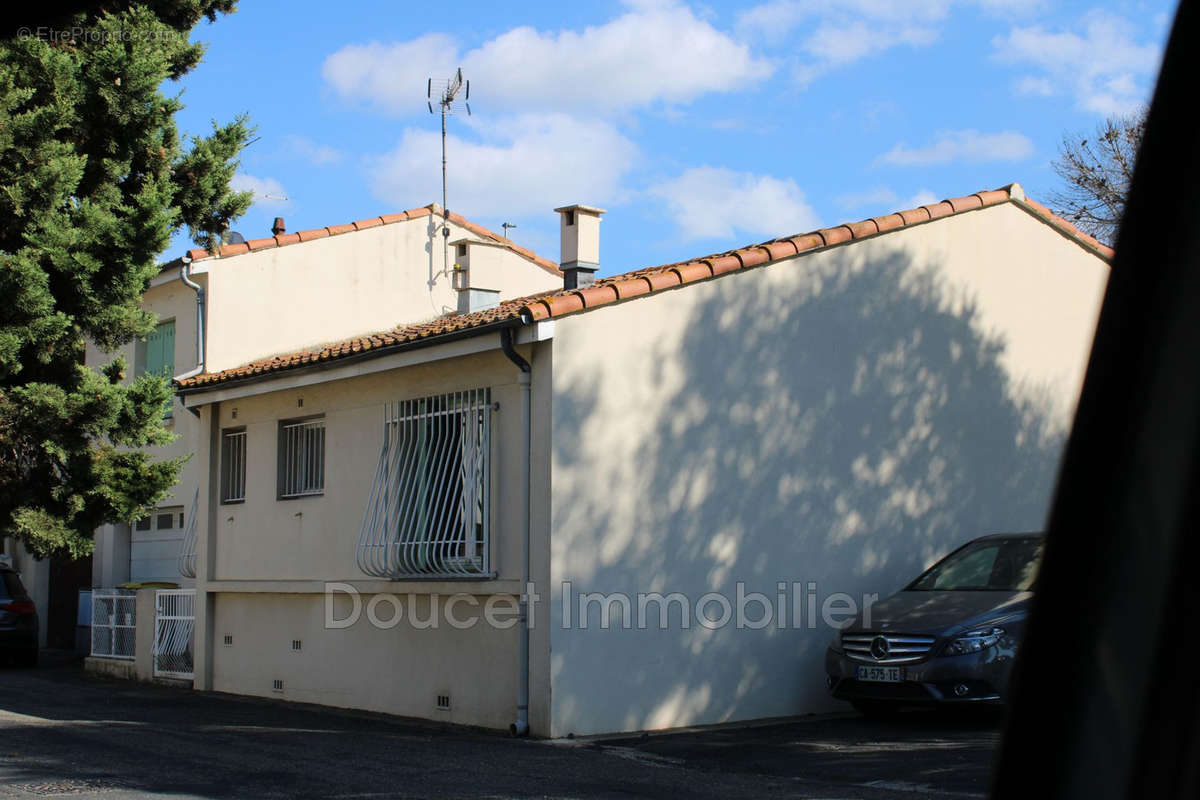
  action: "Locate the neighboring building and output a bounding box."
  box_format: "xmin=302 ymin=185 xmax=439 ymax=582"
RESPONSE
xmin=6 ymin=205 xmax=562 ymax=645
xmin=171 ymin=185 xmax=1111 ymax=737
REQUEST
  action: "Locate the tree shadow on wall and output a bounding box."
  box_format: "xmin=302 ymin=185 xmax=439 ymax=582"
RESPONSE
xmin=550 ymin=248 xmax=1067 ymax=734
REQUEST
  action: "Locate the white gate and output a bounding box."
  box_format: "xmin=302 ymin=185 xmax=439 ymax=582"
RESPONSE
xmin=91 ymin=590 xmax=136 ymax=659
xmin=153 ymin=589 xmax=195 ymax=680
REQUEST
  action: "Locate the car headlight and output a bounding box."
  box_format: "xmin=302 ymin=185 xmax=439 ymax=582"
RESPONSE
xmin=942 ymin=626 xmax=1005 ymax=656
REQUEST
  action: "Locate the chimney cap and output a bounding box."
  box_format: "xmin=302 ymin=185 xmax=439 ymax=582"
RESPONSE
xmin=271 ymin=217 xmax=286 ymax=236
xmin=554 ymin=204 xmax=607 ymax=216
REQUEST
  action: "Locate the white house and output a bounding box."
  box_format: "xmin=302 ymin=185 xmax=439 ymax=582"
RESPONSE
xmin=169 ymin=184 xmax=1110 ymax=737
xmin=4 ymin=205 xmax=562 ymax=648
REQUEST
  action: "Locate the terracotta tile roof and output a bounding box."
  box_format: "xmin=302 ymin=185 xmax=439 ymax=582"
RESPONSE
xmin=184 ymin=205 xmax=561 ymax=277
xmin=177 ymin=184 xmax=1111 ymax=393
xmin=177 ymin=294 xmax=546 ymax=389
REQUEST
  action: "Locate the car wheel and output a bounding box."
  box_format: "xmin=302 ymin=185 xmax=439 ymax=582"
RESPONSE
xmin=852 ymin=700 xmax=900 ymax=718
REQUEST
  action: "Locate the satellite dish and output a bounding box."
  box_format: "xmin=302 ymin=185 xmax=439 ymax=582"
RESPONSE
xmin=226 ymin=231 xmax=246 ymax=245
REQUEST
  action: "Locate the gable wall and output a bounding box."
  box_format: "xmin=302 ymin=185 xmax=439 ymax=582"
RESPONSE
xmin=202 ymin=217 xmax=560 ymax=373
xmin=546 ymin=202 xmax=1109 ymax=736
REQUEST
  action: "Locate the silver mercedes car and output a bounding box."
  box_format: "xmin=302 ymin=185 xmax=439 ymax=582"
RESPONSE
xmin=825 ymin=532 xmax=1043 ymax=715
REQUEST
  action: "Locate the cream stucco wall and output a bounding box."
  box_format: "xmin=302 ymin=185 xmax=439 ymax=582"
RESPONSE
xmin=547 ymin=202 xmax=1109 ymax=736
xmin=201 ymin=216 xmax=560 ymax=373
xmin=192 ymin=341 xmax=553 ymax=733
xmin=85 ymin=215 xmax=559 ymax=590
xmin=209 ymin=350 xmax=532 ymax=582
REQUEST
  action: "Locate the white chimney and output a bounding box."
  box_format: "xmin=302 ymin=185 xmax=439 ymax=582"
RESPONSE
xmin=449 ymin=239 xmax=500 ymax=314
xmin=554 ymin=204 xmax=606 ymax=289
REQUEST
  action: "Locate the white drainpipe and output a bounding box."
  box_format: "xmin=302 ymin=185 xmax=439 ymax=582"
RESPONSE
xmin=175 ymin=254 xmax=206 ymax=382
xmin=501 ymin=326 xmax=532 ymax=736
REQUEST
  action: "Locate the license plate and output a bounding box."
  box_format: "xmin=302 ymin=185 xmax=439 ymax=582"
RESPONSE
xmin=856 ymin=665 xmax=905 ymax=682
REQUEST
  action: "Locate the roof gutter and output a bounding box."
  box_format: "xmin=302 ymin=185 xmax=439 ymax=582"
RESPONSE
xmin=500 ymin=325 xmax=533 ymax=737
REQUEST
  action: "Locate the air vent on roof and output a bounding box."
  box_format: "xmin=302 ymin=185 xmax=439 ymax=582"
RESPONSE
xmin=272 ymin=679 xmax=284 ymax=693
xmin=436 ymin=694 xmax=451 ymax=710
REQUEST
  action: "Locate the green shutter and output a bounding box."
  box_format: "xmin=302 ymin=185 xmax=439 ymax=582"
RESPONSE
xmin=144 ymin=321 xmax=175 ymax=417
xmin=145 ymin=321 xmax=175 ymax=378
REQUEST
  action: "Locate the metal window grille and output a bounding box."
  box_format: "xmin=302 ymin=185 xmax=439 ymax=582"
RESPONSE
xmin=222 ymin=429 xmax=247 ymax=503
xmin=278 ymin=418 xmax=325 ymax=498
xmin=153 ymin=589 xmax=194 ymax=679
xmin=178 ymin=488 xmax=199 ymax=579
xmin=357 ymin=389 xmax=492 ymax=578
xmin=91 ymin=590 xmax=136 ymax=659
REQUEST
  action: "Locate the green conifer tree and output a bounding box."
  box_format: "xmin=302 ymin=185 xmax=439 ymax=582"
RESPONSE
xmin=0 ymin=3 xmax=251 ymax=557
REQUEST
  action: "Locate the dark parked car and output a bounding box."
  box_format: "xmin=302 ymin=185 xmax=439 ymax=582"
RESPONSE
xmin=826 ymin=533 xmax=1043 ymax=715
xmin=0 ymin=563 xmax=39 ymax=667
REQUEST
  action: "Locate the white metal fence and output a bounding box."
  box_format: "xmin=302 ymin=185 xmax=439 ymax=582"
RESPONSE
xmin=91 ymin=590 xmax=136 ymax=659
xmin=153 ymin=589 xmax=195 ymax=679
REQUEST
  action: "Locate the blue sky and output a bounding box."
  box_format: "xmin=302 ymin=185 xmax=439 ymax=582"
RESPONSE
xmin=169 ymin=0 xmax=1173 ymax=277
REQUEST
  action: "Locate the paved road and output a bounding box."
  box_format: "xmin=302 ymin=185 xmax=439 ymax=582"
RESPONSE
xmin=0 ymin=653 xmax=1000 ymax=799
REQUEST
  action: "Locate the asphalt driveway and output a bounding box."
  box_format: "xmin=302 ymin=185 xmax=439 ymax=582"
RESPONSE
xmin=0 ymin=652 xmax=1000 ymax=799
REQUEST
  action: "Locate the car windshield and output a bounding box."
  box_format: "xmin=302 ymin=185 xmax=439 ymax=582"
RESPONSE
xmin=909 ymin=537 xmax=1044 ymax=592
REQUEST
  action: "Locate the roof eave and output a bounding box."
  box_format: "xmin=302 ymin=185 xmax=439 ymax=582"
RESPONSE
xmin=176 ymin=317 xmax=526 ymax=400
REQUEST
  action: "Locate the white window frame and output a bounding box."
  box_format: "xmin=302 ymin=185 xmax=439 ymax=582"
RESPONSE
xmin=278 ymin=416 xmax=325 ymax=499
xmin=357 ymin=389 xmax=493 ymax=578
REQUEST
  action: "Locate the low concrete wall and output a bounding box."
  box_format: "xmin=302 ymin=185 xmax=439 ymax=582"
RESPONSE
xmin=84 ymin=656 xmax=136 ymax=680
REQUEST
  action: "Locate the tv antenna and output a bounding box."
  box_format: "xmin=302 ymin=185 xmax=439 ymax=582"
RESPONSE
xmin=428 ymin=68 xmax=470 ymax=252
xmin=502 ymin=222 xmax=516 ymax=239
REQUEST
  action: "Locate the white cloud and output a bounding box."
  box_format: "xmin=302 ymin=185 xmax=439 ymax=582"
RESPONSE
xmin=906 ymin=189 xmax=938 ymax=207
xmin=877 ymin=129 xmax=1034 ymax=166
xmin=737 ymin=0 xmax=1044 ymax=84
xmin=837 ymin=186 xmax=900 ymax=210
xmin=323 ymin=2 xmax=772 ymax=115
xmin=836 ymin=186 xmax=943 ymax=212
xmin=738 ymin=0 xmax=952 ymax=83
xmin=993 ymin=10 xmax=1162 ymax=114
xmin=231 ymin=174 xmax=290 ymax=209
xmin=649 ymin=167 xmax=819 ymax=241
xmin=283 ymin=135 xmax=343 ymax=166
xmin=367 ymin=114 xmax=638 ymax=220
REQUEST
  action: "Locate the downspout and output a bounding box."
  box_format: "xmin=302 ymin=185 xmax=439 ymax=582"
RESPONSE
xmin=175 ymin=254 xmax=206 ymax=417
xmin=500 ymin=325 xmax=532 ymax=737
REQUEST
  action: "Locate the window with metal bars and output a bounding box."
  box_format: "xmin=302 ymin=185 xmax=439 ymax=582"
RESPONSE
xmin=221 ymin=428 xmax=247 ymax=503
xmin=357 ymin=389 xmax=492 ymax=578
xmin=277 ymin=417 xmax=325 ymax=499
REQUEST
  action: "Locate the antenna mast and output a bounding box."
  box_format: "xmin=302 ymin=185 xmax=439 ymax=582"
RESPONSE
xmin=428 ymin=68 xmax=471 ymax=270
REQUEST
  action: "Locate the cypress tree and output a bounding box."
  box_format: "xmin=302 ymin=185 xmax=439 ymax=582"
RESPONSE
xmin=0 ymin=3 xmax=251 ymax=557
